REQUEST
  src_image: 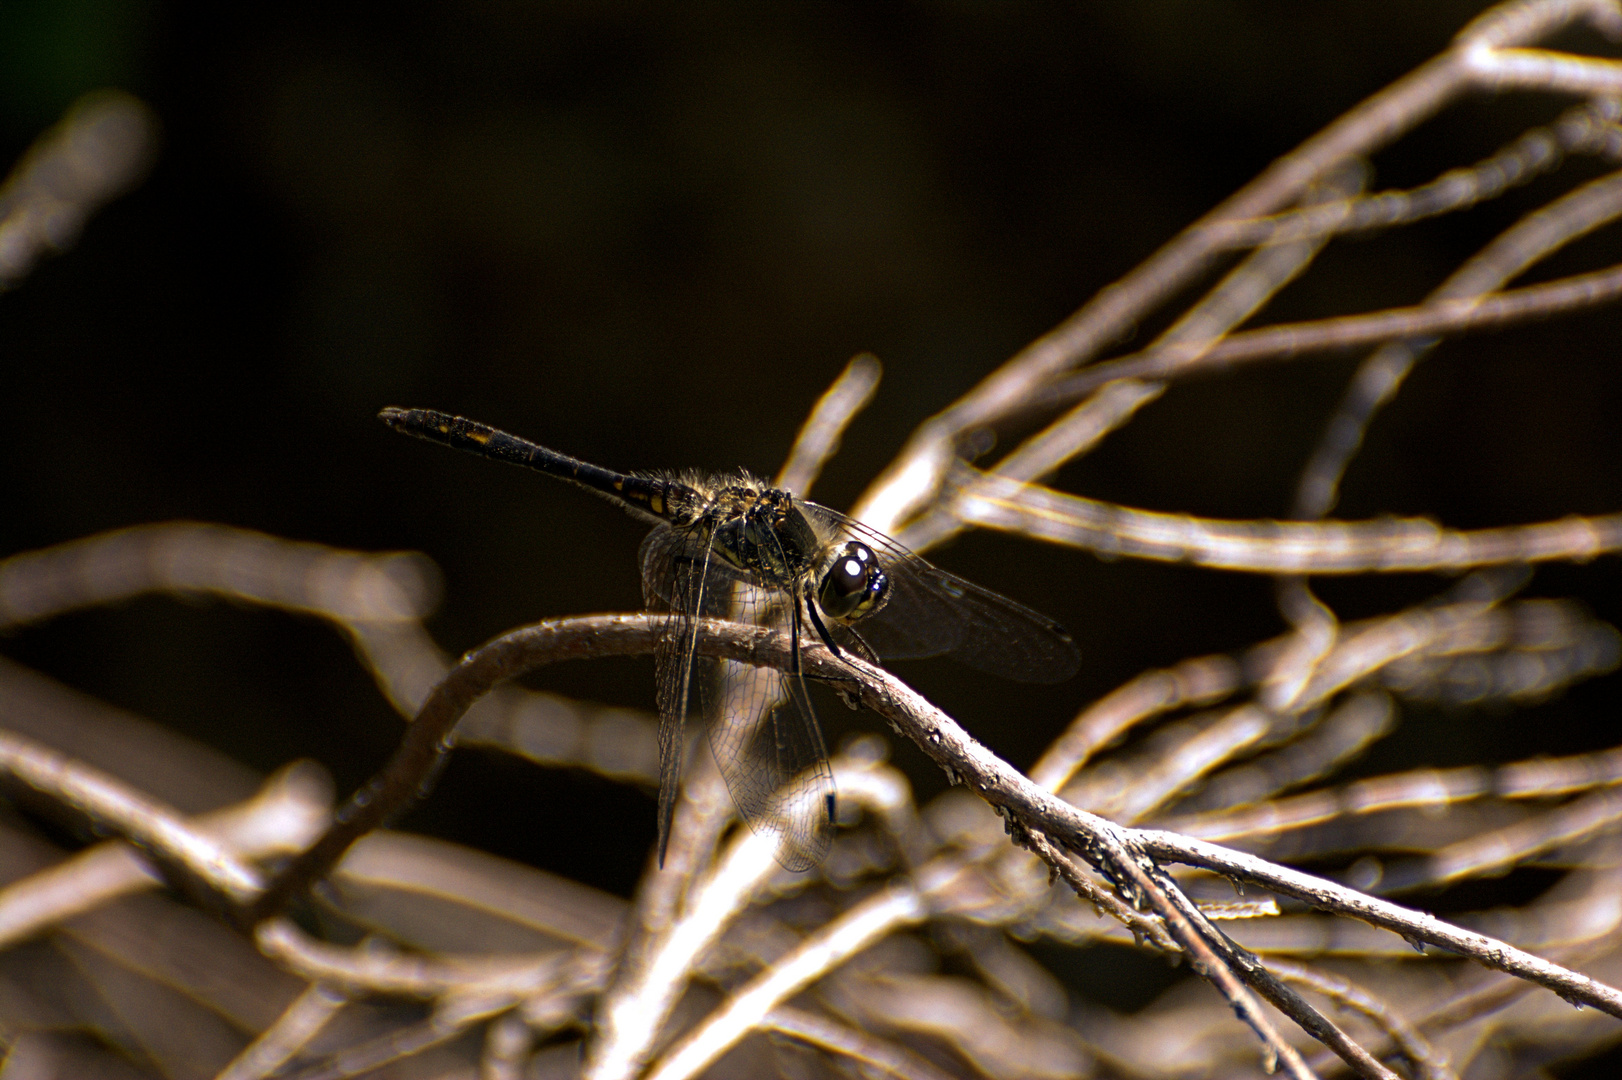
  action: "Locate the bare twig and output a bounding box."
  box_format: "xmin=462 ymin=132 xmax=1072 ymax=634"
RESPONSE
xmin=896 ymin=167 xmax=1357 ymax=554
xmin=213 ymin=981 xmax=350 ymax=1080
xmin=1137 ymin=828 xmax=1622 ymax=1014
xmin=763 ymin=1005 xmax=963 ymax=1080
xmin=954 ymin=469 xmax=1622 ymax=573
xmin=278 ymin=996 xmax=508 ymax=1080
xmin=1296 ymin=164 xmax=1622 ymax=520
xmin=1037 ymin=258 xmax=1622 ymax=408
xmin=1023 ymin=828 xmax=1179 ymax=955
xmin=0 ymin=522 xmax=437 ymax=631
xmin=1076 ymin=825 xmax=1325 ymax=1080
xmin=774 ymin=352 xmax=882 ymax=498
xmin=1029 ymin=654 xmax=1244 ymax=792
xmin=586 ymin=828 xmax=784 ymax=1080
xmin=219 ymin=606 xmax=1621 ymax=1080
xmin=1269 ymin=959 xmax=1460 ymax=1080
xmin=1201 ymin=99 xmax=1618 ymax=249
xmin=0 ymin=725 xmax=266 ymax=909
xmin=643 ymin=879 xmax=936 ymax=1080
xmin=254 ymin=918 xmax=597 ymax=1000
xmin=0 ymin=761 xmax=328 ymax=949
xmin=0 ymin=91 xmax=157 ymax=289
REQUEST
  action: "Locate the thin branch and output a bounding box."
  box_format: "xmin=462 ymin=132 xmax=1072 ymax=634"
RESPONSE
xmin=1029 ymin=653 xmax=1244 ymax=792
xmin=642 ymin=881 xmax=935 ymax=1080
xmin=816 ymin=623 xmax=1622 ymax=1019
xmin=0 ymin=724 xmax=265 ymax=909
xmin=0 ymin=91 xmax=157 ymax=290
xmin=1268 ymin=959 xmax=1460 ymax=1080
xmin=1464 ymin=44 xmax=1622 ymax=94
xmin=586 ymin=828 xmax=784 ymax=1080
xmin=0 ymin=522 xmax=449 ymax=722
xmin=1202 ymin=100 xmax=1616 ymax=249
xmin=1167 ymin=889 xmax=1404 ymax=1080
xmin=853 ymin=7 xmax=1570 ymax=533
xmin=587 ymin=750 xmax=731 ymax=1080
xmin=774 ymin=352 xmax=882 ymax=498
xmin=857 ymin=0 xmax=1619 ymax=540
xmin=1118 ymin=706 xmax=1274 ymax=824
xmin=1296 ymin=165 xmax=1622 ymax=520
xmin=1178 ymin=692 xmax=1396 ymax=817
xmin=1171 ymin=742 xmax=1622 ymax=848
xmin=954 ymin=469 xmax=1622 ymax=573
xmin=213 ymin=981 xmax=349 ymax=1080
xmin=896 ymin=167 xmax=1355 ymax=554
xmin=1455 ymin=0 xmax=1622 ymax=47
xmin=1023 ymin=828 xmax=1179 ymax=954
xmin=1075 ymin=824 xmax=1324 ymax=1080
xmin=245 ymin=613 xmax=665 ymax=923
xmin=763 ymin=1005 xmax=964 ymax=1080
xmin=586 ymin=752 xmax=920 ymax=1080
xmin=1386 ymin=783 xmax=1622 ymax=892
xmin=1037 ymin=258 xmax=1622 ymax=409
xmin=0 ymin=522 xmax=438 ymax=631
xmin=0 ymin=761 xmax=328 ymax=949
xmin=255 ymin=918 xmax=595 ymax=1000
xmin=278 ymin=995 xmax=509 ymax=1080
xmin=1137 ymin=828 xmax=1622 ymax=1015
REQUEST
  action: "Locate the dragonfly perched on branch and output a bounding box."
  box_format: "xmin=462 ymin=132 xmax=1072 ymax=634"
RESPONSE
xmin=380 ymin=407 xmax=1079 ymax=869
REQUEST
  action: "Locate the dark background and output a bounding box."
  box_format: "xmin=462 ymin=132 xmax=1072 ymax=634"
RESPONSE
xmin=2 ymin=0 xmax=1621 ymax=1052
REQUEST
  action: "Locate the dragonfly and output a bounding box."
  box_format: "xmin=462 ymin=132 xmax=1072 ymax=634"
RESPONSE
xmin=380 ymin=407 xmax=1079 ymax=870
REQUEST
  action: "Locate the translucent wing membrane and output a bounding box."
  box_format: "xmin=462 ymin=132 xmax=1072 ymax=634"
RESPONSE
xmin=705 ymin=651 xmax=834 ymax=871
xmin=639 ymin=525 xmax=835 ymax=870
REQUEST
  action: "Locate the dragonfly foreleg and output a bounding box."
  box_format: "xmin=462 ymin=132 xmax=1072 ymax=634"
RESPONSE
xmin=803 ymin=593 xmax=845 ymax=659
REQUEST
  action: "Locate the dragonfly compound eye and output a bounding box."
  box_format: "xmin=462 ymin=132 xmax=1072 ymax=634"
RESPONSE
xmin=817 ymin=541 xmax=888 ymax=622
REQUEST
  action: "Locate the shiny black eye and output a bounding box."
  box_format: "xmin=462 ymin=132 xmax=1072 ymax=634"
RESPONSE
xmin=817 ymin=541 xmax=888 ymax=622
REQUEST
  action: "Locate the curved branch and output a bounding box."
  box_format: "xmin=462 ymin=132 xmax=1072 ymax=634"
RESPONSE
xmin=248 ymin=610 xmax=1622 ymax=1040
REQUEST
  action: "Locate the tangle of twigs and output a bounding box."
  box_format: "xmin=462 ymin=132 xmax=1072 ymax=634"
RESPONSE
xmin=5 ymin=2 xmax=1622 ymax=1078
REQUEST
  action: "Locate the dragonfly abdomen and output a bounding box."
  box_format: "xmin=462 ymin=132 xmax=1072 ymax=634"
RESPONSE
xmin=379 ymin=407 xmax=690 ymax=524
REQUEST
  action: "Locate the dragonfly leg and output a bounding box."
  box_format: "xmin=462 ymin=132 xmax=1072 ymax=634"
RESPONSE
xmin=803 ymin=594 xmax=845 ymax=658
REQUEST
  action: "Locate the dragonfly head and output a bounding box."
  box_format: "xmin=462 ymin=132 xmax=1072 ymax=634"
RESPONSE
xmin=817 ymin=541 xmax=889 ymax=623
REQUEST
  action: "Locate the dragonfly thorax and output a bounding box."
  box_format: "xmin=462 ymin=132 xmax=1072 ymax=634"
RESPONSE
xmin=704 ymin=484 xmax=821 ymax=586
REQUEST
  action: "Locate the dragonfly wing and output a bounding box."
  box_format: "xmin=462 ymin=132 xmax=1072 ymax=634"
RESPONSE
xmin=801 ymin=504 xmax=1080 ymax=683
xmin=641 ymin=525 xmax=738 ymax=867
xmin=641 ymin=526 xmax=695 ymax=866
xmin=703 ymin=592 xmax=834 ymax=872
xmin=641 ymin=527 xmax=834 ymax=870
